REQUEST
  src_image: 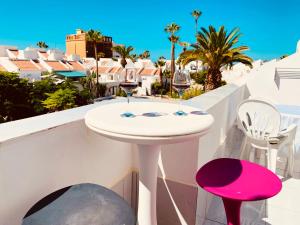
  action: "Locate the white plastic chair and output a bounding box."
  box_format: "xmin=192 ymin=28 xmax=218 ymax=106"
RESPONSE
xmin=237 ymin=99 xmax=297 ymax=176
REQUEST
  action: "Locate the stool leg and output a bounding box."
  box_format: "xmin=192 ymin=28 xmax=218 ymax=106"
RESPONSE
xmin=222 ymin=198 xmax=242 ymax=225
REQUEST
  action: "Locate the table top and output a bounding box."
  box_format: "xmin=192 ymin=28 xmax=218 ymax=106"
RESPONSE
xmin=85 ymin=102 xmax=214 ymax=144
xmin=196 ymin=158 xmax=282 ymax=201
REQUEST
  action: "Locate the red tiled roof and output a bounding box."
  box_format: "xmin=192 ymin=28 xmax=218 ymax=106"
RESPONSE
xmin=138 ymin=68 xmax=157 ymax=76
xmin=32 ymin=60 xmax=47 ymax=71
xmin=91 ymin=66 xmax=110 ymax=73
xmin=68 ymin=61 xmax=84 ymax=71
xmin=11 ymin=60 xmax=40 ymax=71
xmin=108 ymin=66 xmax=123 ymax=74
xmin=45 ymin=61 xmax=69 ymax=71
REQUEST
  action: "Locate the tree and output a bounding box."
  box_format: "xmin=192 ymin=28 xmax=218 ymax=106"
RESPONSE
xmin=179 ymin=42 xmax=190 ymax=52
xmin=179 ymin=26 xmax=253 ymax=91
xmin=139 ymin=50 xmax=150 ymax=59
xmin=130 ymin=54 xmax=138 ymax=62
xmin=36 ymin=41 xmax=49 ymax=49
xmin=154 ymin=56 xmax=166 ymax=86
xmin=42 ymin=88 xmax=77 ymax=112
xmin=164 ymin=23 xmax=180 ymax=95
xmin=86 ymin=29 xmax=104 ymax=96
xmin=111 ymin=45 xmax=134 ymax=81
xmin=191 ymin=10 xmax=202 ymax=36
xmin=0 ymin=72 xmax=34 ymax=122
xmin=191 ymin=10 xmax=202 ymax=71
xmin=30 ymin=78 xmax=57 ymax=114
xmin=178 ymin=42 xmax=190 ymax=69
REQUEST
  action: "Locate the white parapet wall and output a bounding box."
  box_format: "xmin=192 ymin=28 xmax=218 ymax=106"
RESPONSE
xmin=0 ymin=83 xmax=248 ymax=225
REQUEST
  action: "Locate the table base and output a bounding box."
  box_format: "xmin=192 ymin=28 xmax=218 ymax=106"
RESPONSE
xmin=137 ymin=144 xmax=161 ymax=225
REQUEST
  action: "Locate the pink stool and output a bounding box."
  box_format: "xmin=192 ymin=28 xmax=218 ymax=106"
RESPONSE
xmin=196 ymin=158 xmax=282 ymax=225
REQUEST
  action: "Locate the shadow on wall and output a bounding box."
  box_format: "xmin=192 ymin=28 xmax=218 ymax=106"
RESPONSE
xmin=156 ymin=139 xmax=200 ymax=225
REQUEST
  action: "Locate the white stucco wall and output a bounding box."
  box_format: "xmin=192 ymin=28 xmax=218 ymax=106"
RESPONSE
xmin=19 ymin=70 xmax=41 ymax=81
xmin=18 ymin=49 xmax=39 ymax=60
xmin=0 ymin=57 xmax=19 ymax=72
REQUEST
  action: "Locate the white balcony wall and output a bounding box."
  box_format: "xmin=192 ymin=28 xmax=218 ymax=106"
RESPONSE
xmin=0 ymin=101 xmax=133 ymax=225
xmin=0 ymin=83 xmax=249 ymax=225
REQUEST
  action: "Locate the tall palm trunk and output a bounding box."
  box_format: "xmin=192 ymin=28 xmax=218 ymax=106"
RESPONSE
xmin=159 ymin=67 xmax=163 ymax=86
xmin=195 ymin=19 xmax=199 ymax=72
xmin=94 ymin=44 xmax=99 ymax=85
xmin=170 ymin=42 xmax=175 ymax=95
xmin=121 ymin=58 xmax=127 ymax=81
xmin=94 ymin=44 xmax=99 ymax=97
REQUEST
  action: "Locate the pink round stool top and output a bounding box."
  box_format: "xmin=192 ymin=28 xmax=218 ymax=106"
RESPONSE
xmin=196 ymin=158 xmax=282 ymax=201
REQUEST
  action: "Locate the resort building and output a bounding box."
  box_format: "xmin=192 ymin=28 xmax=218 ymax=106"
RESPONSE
xmin=89 ymin=58 xmax=161 ymax=95
xmin=0 ymin=46 xmax=87 ymax=81
xmin=66 ymin=29 xmax=114 ymax=59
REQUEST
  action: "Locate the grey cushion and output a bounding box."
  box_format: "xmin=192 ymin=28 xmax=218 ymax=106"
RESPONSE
xmin=22 ymin=183 xmax=136 ymax=225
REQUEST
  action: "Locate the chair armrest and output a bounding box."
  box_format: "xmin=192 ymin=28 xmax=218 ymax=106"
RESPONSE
xmin=268 ymin=124 xmax=297 ymax=146
xmin=279 ymin=124 xmax=297 ymax=137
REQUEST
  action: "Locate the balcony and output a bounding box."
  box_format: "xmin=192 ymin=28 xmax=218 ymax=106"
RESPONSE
xmin=1 ymin=80 xmax=300 ymax=225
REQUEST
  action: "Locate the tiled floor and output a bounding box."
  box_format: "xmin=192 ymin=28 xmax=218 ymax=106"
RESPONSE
xmin=202 ymin=127 xmax=300 ymax=225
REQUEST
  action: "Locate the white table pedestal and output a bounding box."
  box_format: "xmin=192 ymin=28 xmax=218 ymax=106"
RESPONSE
xmin=85 ymin=102 xmax=214 ymax=225
xmin=137 ymin=144 xmax=161 ymax=225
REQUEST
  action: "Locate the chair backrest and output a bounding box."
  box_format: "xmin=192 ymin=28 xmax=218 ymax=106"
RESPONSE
xmin=237 ymin=99 xmax=281 ymax=140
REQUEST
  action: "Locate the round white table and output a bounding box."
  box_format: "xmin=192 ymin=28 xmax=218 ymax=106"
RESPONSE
xmin=85 ymin=102 xmax=214 ymax=225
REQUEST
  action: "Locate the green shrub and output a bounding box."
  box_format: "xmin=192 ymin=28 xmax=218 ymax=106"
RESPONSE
xmin=116 ymin=88 xmax=127 ymax=97
xmin=190 ymin=70 xmax=207 ymax=85
xmin=96 ymin=83 xmax=107 ymax=97
xmin=168 ymin=87 xmax=203 ymax=100
xmin=221 ymin=80 xmax=227 ymax=86
xmin=151 ymin=81 xmax=168 ymax=95
xmin=182 ymin=87 xmax=203 ymax=100
xmin=42 ymin=88 xmax=77 ymax=112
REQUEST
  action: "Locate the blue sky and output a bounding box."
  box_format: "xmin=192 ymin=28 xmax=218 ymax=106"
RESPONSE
xmin=0 ymin=0 xmax=299 ymax=60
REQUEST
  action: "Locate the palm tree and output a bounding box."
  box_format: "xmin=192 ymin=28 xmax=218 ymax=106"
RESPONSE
xmin=191 ymin=10 xmax=202 ymax=36
xmin=130 ymin=54 xmax=138 ymax=62
xmin=36 ymin=41 xmax=48 ymax=49
xmin=191 ymin=10 xmax=202 ymax=71
xmin=164 ymin=23 xmax=180 ymax=95
xmin=179 ymin=42 xmax=190 ymax=52
xmin=139 ymin=50 xmax=150 ymax=59
xmin=154 ymin=56 xmax=166 ymax=86
xmin=178 ymin=42 xmax=190 ymax=69
xmin=111 ymin=45 xmax=134 ymax=81
xmin=179 ymin=26 xmax=253 ymax=91
xmin=86 ymin=29 xmax=104 ymax=92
